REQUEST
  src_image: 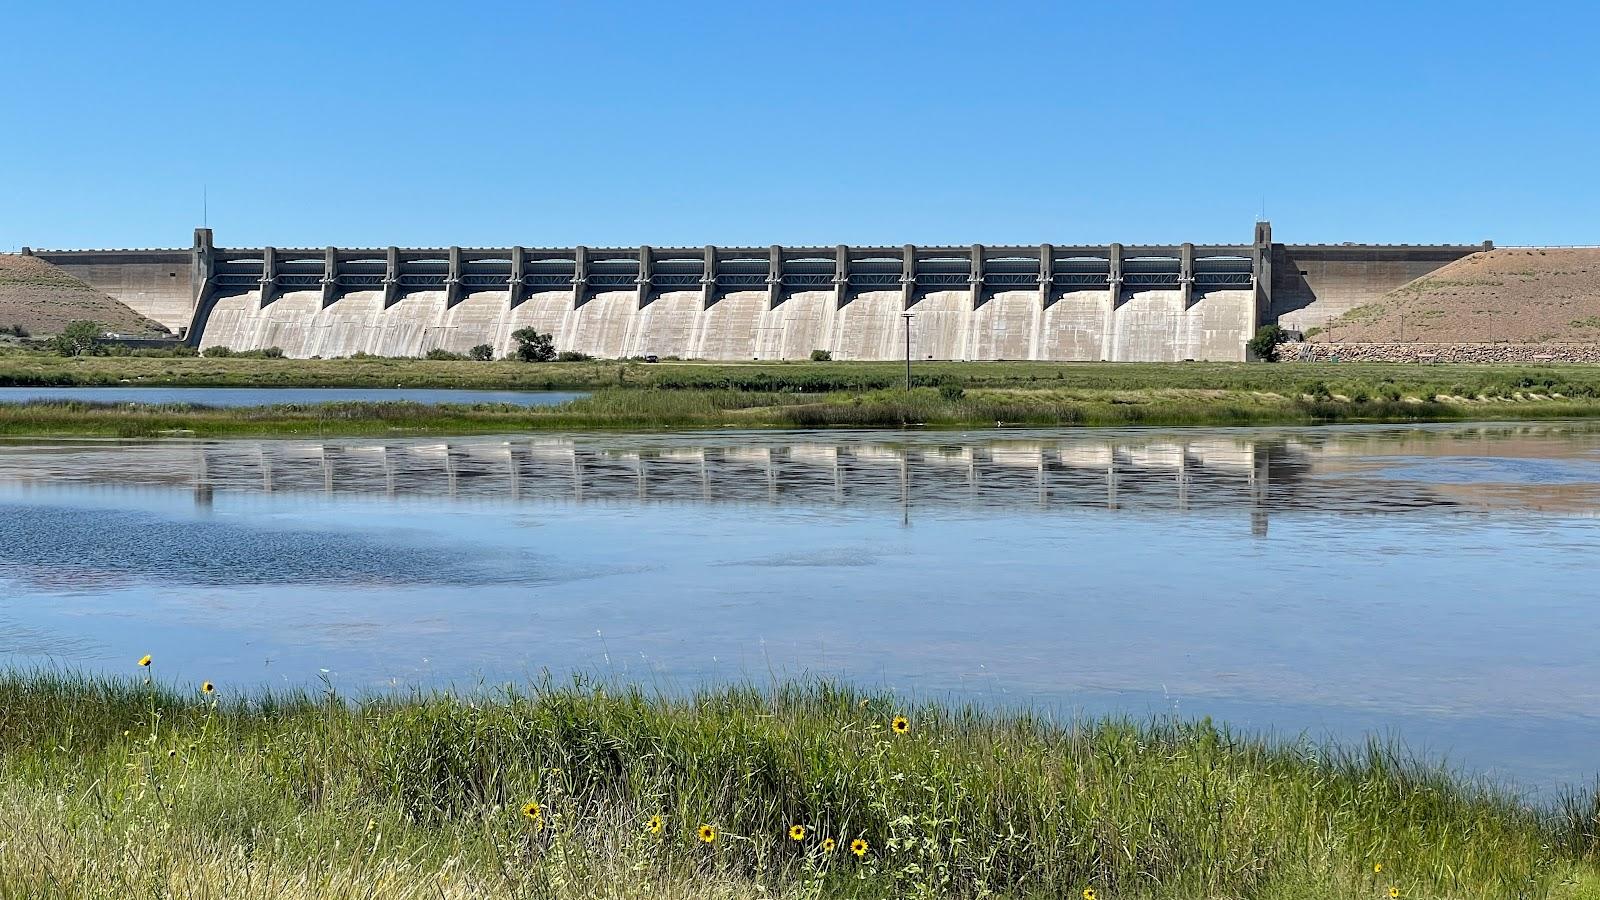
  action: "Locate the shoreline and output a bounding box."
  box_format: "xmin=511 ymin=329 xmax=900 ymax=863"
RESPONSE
xmin=0 ymin=389 xmax=1598 ymax=437
xmin=3 ymin=356 xmax=1600 ymax=436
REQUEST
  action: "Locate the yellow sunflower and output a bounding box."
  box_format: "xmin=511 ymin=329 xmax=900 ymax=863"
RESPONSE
xmin=138 ymin=654 xmax=152 ymax=667
xmin=788 ymin=824 xmax=806 ymax=841
xmin=850 ymin=838 xmax=868 ymax=857
xmin=697 ymin=824 xmax=716 ymax=844
xmin=521 ymin=801 xmax=542 ymax=824
xmin=1389 ymin=889 xmax=1400 ymax=899
xmin=1083 ymin=890 xmax=1097 ymax=900
xmin=201 ymin=681 xmax=214 ymax=695
xmin=647 ymin=814 xmax=664 ymax=835
xmin=1374 ymin=862 xmax=1383 ymax=874
xmin=891 ymin=715 xmax=910 ymax=735
xmin=821 ymin=837 xmax=836 ymax=852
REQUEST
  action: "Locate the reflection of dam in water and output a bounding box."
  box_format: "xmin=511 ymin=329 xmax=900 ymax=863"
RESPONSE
xmin=1 ymin=426 xmax=1574 ymax=533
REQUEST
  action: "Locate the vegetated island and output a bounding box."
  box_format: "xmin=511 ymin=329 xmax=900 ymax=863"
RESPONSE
xmin=4 ymin=354 xmax=1600 ymax=436
xmin=3 ymin=670 xmax=1598 ymax=899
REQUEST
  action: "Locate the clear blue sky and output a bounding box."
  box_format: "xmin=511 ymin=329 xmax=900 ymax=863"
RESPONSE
xmin=4 ymin=1 xmax=1595 ymax=251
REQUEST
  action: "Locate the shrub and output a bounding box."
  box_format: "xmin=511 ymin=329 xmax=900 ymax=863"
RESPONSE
xmin=202 ymin=345 xmax=234 ymax=358
xmin=1247 ymin=324 xmax=1287 ymax=361
xmin=468 ymin=344 xmax=495 ymax=361
xmin=511 ymin=328 xmax=556 ymax=362
xmin=810 ymin=349 xmax=832 ymax=361
xmin=938 ymin=383 xmax=965 ymax=401
xmin=51 ymin=320 xmax=103 ymax=357
xmin=261 ymin=346 xmax=285 ymax=358
xmin=556 ymin=351 xmax=593 ymax=362
xmin=425 ymin=348 xmax=466 ymax=361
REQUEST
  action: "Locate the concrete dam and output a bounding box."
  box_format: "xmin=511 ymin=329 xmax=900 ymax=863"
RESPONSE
xmin=28 ymin=223 xmax=1490 ymax=362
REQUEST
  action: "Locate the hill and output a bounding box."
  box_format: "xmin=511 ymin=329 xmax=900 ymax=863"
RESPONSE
xmin=1309 ymin=248 xmax=1600 ymax=343
xmin=0 ymin=254 xmax=167 ymax=337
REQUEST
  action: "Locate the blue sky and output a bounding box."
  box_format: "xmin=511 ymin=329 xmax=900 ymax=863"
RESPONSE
xmin=3 ymin=1 xmax=1595 ymax=250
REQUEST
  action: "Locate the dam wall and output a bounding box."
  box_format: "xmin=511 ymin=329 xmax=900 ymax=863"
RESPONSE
xmin=29 ymin=223 xmax=1492 ymax=359
xmin=27 ymin=248 xmax=194 ymax=333
xmin=1268 ymin=239 xmax=1490 ymax=333
xmin=186 ymin=234 xmax=1263 ymax=361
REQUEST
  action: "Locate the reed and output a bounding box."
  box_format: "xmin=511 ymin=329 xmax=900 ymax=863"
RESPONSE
xmin=1 ymin=670 xmax=1597 ymax=899
xmin=1 ymin=385 xmax=1599 ymax=438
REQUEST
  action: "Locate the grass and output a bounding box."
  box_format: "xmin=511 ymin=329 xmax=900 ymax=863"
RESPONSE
xmin=4 ymin=670 xmax=1600 ymax=899
xmin=2 ymin=387 xmax=1600 ymax=437
xmin=8 ymin=355 xmax=1600 ymax=435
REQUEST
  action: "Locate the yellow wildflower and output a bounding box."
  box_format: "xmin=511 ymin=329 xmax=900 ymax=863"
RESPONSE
xmin=789 ymin=824 xmax=806 ymax=841
xmin=850 ymin=838 xmax=868 ymax=857
xmin=697 ymin=824 xmax=717 ymax=844
xmin=822 ymin=837 xmax=836 ymax=852
xmin=647 ymin=814 xmax=664 ymax=835
xmin=138 ymin=654 xmax=152 ymax=667
xmin=1389 ymin=889 xmax=1400 ymax=899
xmin=201 ymin=681 xmax=214 ymax=695
xmin=521 ymin=801 xmax=542 ymax=824
xmin=1084 ymin=890 xmax=1097 ymax=900
xmin=1374 ymin=862 xmax=1383 ymax=874
xmin=891 ymin=715 xmax=910 ymax=735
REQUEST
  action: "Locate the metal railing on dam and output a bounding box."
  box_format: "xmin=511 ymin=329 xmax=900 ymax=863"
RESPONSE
xmin=27 ymin=223 xmax=1490 ymax=362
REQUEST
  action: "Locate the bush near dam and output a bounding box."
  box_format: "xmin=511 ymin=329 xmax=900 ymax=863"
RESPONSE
xmin=4 ymin=671 xmax=1600 ymax=900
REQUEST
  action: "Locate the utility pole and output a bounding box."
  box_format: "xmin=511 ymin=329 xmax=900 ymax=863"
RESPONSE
xmin=901 ymin=312 xmax=914 ymax=390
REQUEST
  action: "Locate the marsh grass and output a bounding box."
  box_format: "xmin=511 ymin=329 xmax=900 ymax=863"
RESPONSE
xmin=2 ymin=383 xmax=1600 ymax=438
xmin=3 ymin=671 xmax=1599 ymax=899
xmin=6 ymin=355 xmax=1600 ymax=434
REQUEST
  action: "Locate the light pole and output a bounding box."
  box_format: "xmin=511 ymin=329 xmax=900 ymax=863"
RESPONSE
xmin=900 ymin=312 xmax=914 ymax=391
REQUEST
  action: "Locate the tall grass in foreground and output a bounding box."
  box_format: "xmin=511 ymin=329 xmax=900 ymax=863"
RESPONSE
xmin=2 ymin=672 xmax=1598 ymax=899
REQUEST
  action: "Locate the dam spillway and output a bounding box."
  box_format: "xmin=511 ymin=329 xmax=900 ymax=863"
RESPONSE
xmin=27 ymin=223 xmax=1489 ymax=361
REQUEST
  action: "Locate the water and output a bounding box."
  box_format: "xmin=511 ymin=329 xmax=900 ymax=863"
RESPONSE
xmin=0 ymin=386 xmax=586 ymax=407
xmin=2 ymin=422 xmax=1598 ymax=796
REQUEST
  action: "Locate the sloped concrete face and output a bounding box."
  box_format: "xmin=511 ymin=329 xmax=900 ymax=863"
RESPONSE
xmin=1040 ymin=291 xmax=1109 ymax=360
xmin=631 ymin=291 xmax=700 ymax=358
xmin=970 ymin=291 xmax=1039 ymax=360
xmin=755 ymin=291 xmax=830 ymax=360
xmin=832 ymin=291 xmax=902 ymax=360
xmin=197 ymin=285 xmax=1253 ymax=361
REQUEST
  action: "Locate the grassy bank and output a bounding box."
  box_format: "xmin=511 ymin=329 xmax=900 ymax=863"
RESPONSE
xmin=8 ymin=354 xmax=1600 ymax=435
xmin=8 ymin=352 xmax=1600 ymax=397
xmin=3 ymin=386 xmax=1600 ymax=438
xmin=3 ymin=671 xmax=1598 ymax=899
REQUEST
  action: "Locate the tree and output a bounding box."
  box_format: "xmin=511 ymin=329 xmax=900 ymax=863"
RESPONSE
xmin=1247 ymin=324 xmax=1288 ymax=361
xmin=469 ymin=343 xmax=495 ymax=361
xmin=52 ymin=320 xmax=103 ymax=357
xmin=511 ymin=328 xmax=556 ymax=362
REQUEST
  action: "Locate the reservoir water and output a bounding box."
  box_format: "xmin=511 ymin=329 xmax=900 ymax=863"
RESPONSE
xmin=2 ymin=421 xmax=1598 ymax=796
xmin=0 ymin=386 xmax=586 ymax=407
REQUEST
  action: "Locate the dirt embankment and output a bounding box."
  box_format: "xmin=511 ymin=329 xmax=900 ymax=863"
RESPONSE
xmin=0 ymin=254 xmax=167 ymax=337
xmin=1309 ymin=248 xmax=1600 ymax=344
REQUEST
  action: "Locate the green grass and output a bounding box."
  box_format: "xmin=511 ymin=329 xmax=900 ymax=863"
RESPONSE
xmin=3 ymin=670 xmax=1599 ymax=899
xmin=7 ymin=351 xmax=1600 ymax=394
xmin=2 ymin=386 xmax=1600 ymax=437
xmin=7 ymin=354 xmax=1600 ymax=434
